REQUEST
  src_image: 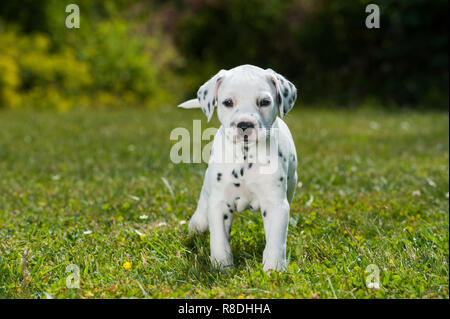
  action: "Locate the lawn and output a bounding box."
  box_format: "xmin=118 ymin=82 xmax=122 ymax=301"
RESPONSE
xmin=0 ymin=106 xmax=448 ymax=299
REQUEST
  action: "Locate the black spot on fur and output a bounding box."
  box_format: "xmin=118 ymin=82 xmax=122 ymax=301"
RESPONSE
xmin=234 ymin=183 xmax=240 ymax=187
xmin=283 ymin=87 xmax=289 ymax=98
xmin=235 ymin=196 xmax=240 ymax=200
xmin=229 ymin=209 xmax=233 ymax=214
xmin=244 ymin=145 xmax=249 ymax=152
xmin=278 ymin=151 xmax=283 ymax=157
xmin=232 ymin=169 xmax=238 ymax=178
xmin=217 ymin=172 xmax=222 ymax=181
xmin=263 ymin=210 xmax=267 ymax=217
xmin=226 ymin=203 xmax=230 ymax=208
xmin=248 ymin=163 xmax=253 ymax=169
xmin=203 ymin=90 xmax=208 ymax=99
xmin=224 ymin=214 xmax=228 ymax=220
xmin=280 ymin=177 xmax=284 ymax=181
xmin=240 ymin=167 xmax=244 ymax=177
xmin=249 ymin=205 xmax=253 ymax=210
xmin=277 ymin=92 xmax=282 ymax=104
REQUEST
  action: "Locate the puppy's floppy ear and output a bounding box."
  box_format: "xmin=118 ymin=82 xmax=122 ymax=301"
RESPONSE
xmin=266 ymin=69 xmax=297 ymax=118
xmin=197 ymin=69 xmax=228 ymax=122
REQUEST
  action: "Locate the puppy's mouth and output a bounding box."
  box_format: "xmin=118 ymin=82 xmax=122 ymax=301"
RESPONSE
xmin=236 ymin=127 xmax=256 ymax=142
xmin=227 ymin=126 xmax=267 ymax=144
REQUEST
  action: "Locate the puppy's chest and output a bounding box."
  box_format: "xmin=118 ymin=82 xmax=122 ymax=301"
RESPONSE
xmin=212 ymin=158 xmax=273 ymax=212
xmin=209 ymin=132 xmax=289 ymax=211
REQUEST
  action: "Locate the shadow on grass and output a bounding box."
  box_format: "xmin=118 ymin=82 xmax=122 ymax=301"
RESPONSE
xmin=179 ymin=213 xmax=267 ymax=284
xmin=180 ymin=232 xmax=222 ymax=286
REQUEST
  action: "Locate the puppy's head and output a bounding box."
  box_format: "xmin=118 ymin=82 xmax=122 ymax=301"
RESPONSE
xmin=180 ymin=64 xmax=297 ymax=144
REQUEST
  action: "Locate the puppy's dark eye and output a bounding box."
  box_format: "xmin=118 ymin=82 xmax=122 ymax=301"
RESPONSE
xmin=258 ymin=97 xmax=271 ymax=107
xmin=222 ymin=99 xmax=233 ymax=107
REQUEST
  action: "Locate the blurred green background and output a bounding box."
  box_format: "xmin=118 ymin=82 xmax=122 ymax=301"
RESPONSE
xmin=0 ymin=1 xmax=448 ymax=299
xmin=0 ymin=0 xmax=448 ymax=111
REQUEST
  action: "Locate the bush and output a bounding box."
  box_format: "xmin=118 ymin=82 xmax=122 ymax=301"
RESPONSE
xmin=70 ymin=19 xmax=182 ymax=108
xmin=0 ymin=53 xmax=21 ymax=108
xmin=170 ymin=0 xmax=448 ymax=108
xmin=0 ymin=0 xmax=447 ymax=109
xmin=0 ymin=24 xmax=182 ymax=109
xmin=0 ymin=31 xmax=91 ymax=110
xmin=0 ymin=0 xmax=183 ymax=110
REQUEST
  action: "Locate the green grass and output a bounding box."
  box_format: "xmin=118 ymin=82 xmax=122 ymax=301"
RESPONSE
xmin=0 ymin=106 xmax=448 ymax=299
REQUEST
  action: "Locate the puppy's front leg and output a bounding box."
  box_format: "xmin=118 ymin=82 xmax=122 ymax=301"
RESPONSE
xmin=261 ymin=198 xmax=290 ymax=272
xmin=208 ymin=194 xmax=234 ymax=271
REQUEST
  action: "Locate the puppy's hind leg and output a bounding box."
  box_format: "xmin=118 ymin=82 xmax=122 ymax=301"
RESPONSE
xmin=188 ymin=183 xmax=209 ymax=234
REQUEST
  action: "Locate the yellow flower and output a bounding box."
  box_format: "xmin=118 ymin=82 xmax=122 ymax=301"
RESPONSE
xmin=140 ymin=233 xmax=146 ymax=240
xmin=123 ymin=262 xmax=132 ymax=270
xmin=389 ymin=259 xmax=395 ymax=268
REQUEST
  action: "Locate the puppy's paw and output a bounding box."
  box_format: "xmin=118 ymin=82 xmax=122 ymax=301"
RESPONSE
xmin=262 ymin=248 xmax=287 ymax=272
xmin=210 ymin=252 xmax=233 ymax=273
xmin=263 ymin=261 xmax=287 ymax=273
xmin=216 ymin=263 xmax=233 ymax=274
xmin=188 ymin=211 xmax=208 ymax=234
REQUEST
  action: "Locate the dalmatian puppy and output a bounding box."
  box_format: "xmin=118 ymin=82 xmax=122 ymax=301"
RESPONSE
xmin=178 ymin=64 xmax=298 ymax=272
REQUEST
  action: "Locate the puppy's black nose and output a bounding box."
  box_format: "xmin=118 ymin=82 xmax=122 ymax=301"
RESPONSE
xmin=237 ymin=121 xmax=254 ymax=130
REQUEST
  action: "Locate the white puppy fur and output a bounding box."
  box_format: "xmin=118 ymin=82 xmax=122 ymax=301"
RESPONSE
xmin=178 ymin=64 xmax=298 ymax=272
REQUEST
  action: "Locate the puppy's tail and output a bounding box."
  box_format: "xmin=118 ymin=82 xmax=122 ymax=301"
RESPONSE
xmin=178 ymin=99 xmax=201 ymax=109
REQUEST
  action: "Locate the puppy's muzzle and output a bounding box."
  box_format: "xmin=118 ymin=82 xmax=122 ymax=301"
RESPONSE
xmin=237 ymin=121 xmax=255 ymax=137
